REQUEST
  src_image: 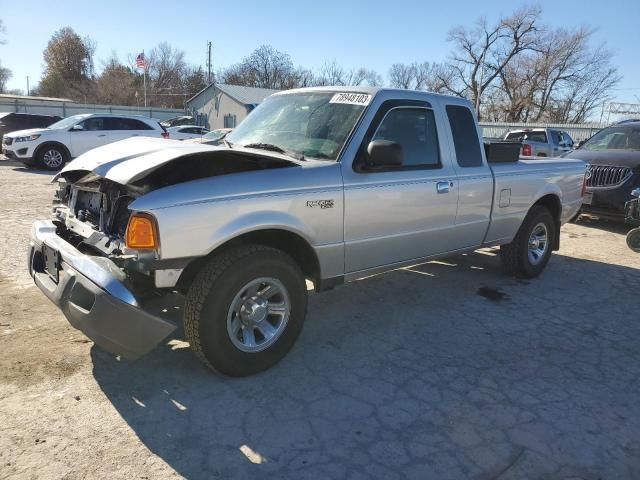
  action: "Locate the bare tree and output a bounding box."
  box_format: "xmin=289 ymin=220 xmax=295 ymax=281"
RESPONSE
xmin=388 ymin=63 xmax=417 ymax=89
xmin=389 ymin=62 xmax=437 ymax=90
xmin=0 ymin=19 xmax=11 ymax=93
xmin=438 ymin=6 xmax=542 ymax=119
xmin=314 ymin=60 xmax=346 ymax=86
xmin=494 ymin=26 xmax=620 ymax=122
xmin=314 ymin=61 xmax=382 ymax=86
xmin=222 ymin=45 xmax=299 ymax=90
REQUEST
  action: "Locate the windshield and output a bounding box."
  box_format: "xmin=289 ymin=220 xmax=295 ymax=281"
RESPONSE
xmin=48 ymin=115 xmax=87 ymax=130
xmin=581 ymin=126 xmax=640 ymax=151
xmin=203 ymin=129 xmax=229 ymax=141
xmin=226 ymin=92 xmax=369 ymax=160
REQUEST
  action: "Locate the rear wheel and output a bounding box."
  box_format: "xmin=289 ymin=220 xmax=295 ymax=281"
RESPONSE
xmin=37 ymin=145 xmax=68 ymax=170
xmin=183 ymin=245 xmax=307 ymax=377
xmin=500 ymin=205 xmax=556 ymax=278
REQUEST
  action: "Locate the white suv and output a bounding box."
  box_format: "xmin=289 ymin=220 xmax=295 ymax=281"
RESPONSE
xmin=2 ymin=113 xmax=169 ymax=170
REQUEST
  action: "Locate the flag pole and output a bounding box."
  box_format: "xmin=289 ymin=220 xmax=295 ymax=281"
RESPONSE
xmin=143 ymin=49 xmax=147 ymax=108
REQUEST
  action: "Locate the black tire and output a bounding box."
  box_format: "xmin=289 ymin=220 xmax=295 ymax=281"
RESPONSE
xmin=183 ymin=245 xmax=308 ymax=377
xmin=500 ymin=205 xmax=556 ymax=278
xmin=37 ymin=144 xmax=68 ymax=170
xmin=627 ymin=227 xmax=640 ymax=253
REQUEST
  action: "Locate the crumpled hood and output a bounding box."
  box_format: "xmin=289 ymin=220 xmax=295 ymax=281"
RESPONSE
xmin=55 ymin=137 xmax=302 ymax=185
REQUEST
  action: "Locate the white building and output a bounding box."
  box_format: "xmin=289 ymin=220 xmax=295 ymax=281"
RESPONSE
xmin=185 ymin=84 xmax=280 ymax=130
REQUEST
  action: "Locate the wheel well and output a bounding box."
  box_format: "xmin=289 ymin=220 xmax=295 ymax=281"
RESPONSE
xmin=34 ymin=142 xmax=70 ymax=161
xmin=533 ymin=194 xmax=562 ymax=250
xmin=177 ymin=229 xmax=321 ymax=292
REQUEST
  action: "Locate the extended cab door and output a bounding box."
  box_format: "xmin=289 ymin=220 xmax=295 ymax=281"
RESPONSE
xmin=69 ymin=117 xmax=111 ymax=156
xmin=443 ymin=103 xmax=493 ymax=249
xmin=342 ymin=99 xmax=459 ymax=274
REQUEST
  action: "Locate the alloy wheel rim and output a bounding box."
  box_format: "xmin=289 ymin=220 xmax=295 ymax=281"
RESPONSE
xmin=226 ymin=277 xmax=290 ymax=353
xmin=527 ymin=222 xmax=548 ymax=265
xmin=43 ymin=149 xmax=63 ymax=168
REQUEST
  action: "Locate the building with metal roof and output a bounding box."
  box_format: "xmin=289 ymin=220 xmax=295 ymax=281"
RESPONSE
xmin=185 ymin=83 xmax=280 ymax=130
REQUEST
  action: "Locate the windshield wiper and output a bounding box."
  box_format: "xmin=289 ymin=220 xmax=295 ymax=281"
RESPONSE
xmin=242 ymin=143 xmax=304 ymax=161
xmin=223 ymin=138 xmax=233 ymax=149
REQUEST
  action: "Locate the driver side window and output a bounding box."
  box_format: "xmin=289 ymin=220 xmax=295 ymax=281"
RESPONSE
xmin=80 ymin=117 xmax=106 ymax=131
xmin=371 ymin=107 xmax=440 ymax=169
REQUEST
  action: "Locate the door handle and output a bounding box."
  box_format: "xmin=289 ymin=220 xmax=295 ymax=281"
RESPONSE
xmin=97 ymin=134 xmax=107 ymax=137
xmin=436 ymin=181 xmax=453 ymax=194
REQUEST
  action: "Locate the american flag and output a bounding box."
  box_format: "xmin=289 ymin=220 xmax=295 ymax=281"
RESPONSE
xmin=135 ymin=52 xmax=147 ymax=69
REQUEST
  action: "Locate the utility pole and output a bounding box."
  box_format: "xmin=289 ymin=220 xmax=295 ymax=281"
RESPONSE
xmin=26 ymin=76 xmax=29 ymax=96
xmin=207 ymin=41 xmax=212 ymax=84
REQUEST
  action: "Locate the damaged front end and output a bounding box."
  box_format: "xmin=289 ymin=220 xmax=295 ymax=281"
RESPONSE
xmin=28 ymin=139 xmax=300 ymax=359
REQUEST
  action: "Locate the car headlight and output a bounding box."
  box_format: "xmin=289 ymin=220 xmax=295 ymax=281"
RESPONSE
xmin=15 ymin=134 xmax=41 ymax=142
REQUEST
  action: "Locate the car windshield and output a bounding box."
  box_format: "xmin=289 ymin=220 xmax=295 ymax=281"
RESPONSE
xmin=47 ymin=115 xmax=87 ymax=130
xmin=581 ymin=126 xmax=640 ymax=151
xmin=226 ymin=92 xmax=369 ymax=160
xmin=203 ymin=129 xmax=228 ymax=141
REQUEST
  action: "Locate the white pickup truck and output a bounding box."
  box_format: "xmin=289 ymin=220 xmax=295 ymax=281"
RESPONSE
xmin=28 ymin=87 xmax=586 ymax=376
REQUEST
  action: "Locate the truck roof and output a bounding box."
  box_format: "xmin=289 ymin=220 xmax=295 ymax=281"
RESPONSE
xmin=274 ymin=86 xmax=471 ymax=104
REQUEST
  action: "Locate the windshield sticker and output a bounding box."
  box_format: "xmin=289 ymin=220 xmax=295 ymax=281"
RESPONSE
xmin=329 ymin=93 xmax=372 ymax=106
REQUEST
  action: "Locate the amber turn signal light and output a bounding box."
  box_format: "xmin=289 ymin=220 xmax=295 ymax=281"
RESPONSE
xmin=125 ymin=213 xmax=158 ymax=249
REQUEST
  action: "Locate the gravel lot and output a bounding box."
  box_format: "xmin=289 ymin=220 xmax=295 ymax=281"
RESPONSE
xmin=1 ymin=159 xmax=640 ymax=479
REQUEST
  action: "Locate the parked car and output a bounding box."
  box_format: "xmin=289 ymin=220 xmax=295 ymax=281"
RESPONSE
xmin=27 ymin=87 xmax=586 ymax=376
xmin=625 ymin=187 xmax=640 ymax=252
xmin=166 ymin=125 xmax=209 ymax=140
xmin=563 ymin=120 xmax=640 ymax=221
xmin=0 ymin=112 xmax=62 ymax=143
xmin=2 ymin=113 xmax=169 ymax=170
xmin=184 ymin=128 xmax=232 ymax=145
xmin=504 ymin=128 xmax=574 ymax=157
xmin=160 ymin=115 xmax=194 ymax=128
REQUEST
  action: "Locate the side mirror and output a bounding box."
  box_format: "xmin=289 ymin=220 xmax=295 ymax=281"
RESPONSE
xmin=70 ymin=124 xmax=83 ymax=131
xmin=576 ymin=140 xmax=585 ymax=149
xmin=367 ymin=140 xmax=403 ymax=167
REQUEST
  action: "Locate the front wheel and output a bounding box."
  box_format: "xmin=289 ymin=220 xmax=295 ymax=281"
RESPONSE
xmin=183 ymin=245 xmax=308 ymax=377
xmin=627 ymin=227 xmax=640 ymax=253
xmin=500 ymin=205 xmax=556 ymax=278
xmin=37 ymin=145 xmax=68 ymax=170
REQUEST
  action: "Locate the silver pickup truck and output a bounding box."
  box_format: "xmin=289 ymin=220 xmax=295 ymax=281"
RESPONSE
xmin=28 ymin=87 xmax=586 ymax=376
xmin=504 ymin=128 xmax=575 ymax=157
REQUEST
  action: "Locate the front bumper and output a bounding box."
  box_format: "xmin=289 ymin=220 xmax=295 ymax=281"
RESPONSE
xmin=582 ymin=174 xmax=640 ymax=221
xmin=28 ymin=220 xmax=177 ymax=359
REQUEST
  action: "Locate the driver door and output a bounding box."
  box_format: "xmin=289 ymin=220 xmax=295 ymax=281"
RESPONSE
xmin=69 ymin=117 xmax=111 ymax=156
xmin=342 ymin=100 xmax=459 ymax=274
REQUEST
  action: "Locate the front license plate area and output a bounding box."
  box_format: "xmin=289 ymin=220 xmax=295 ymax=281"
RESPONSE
xmin=583 ymin=191 xmax=593 ymax=205
xmin=42 ymin=245 xmax=60 ymax=283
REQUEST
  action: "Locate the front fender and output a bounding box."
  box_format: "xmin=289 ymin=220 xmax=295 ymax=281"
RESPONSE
xmin=204 ymin=210 xmax=314 ymax=255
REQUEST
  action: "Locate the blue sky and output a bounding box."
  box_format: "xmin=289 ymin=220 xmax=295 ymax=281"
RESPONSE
xmin=1 ymin=0 xmax=638 ymax=103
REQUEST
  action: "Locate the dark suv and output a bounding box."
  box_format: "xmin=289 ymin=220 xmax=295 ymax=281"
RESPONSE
xmin=564 ymin=121 xmax=640 ymax=220
xmin=0 ymin=112 xmax=62 ymax=143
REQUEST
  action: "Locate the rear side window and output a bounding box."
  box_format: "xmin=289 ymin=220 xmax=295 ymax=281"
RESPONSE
xmin=107 ymin=117 xmax=153 ymax=130
xmin=446 ymin=105 xmax=483 ymax=167
xmin=525 ymin=131 xmax=547 ymax=143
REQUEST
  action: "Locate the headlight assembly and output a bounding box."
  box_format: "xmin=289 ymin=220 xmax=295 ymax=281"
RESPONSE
xmin=15 ymin=134 xmax=41 ymax=142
